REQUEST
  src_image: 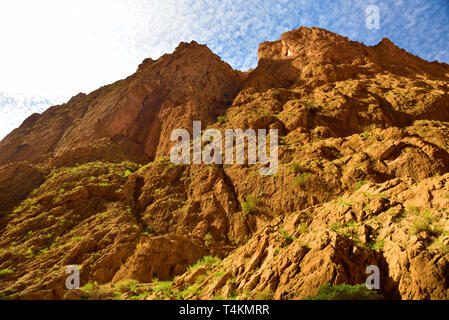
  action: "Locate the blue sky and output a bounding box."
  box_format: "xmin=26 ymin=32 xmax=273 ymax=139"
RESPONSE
xmin=0 ymin=0 xmax=448 ymax=140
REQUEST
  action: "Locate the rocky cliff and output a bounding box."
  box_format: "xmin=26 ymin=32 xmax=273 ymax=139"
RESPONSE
xmin=1 ymin=27 xmax=449 ymax=300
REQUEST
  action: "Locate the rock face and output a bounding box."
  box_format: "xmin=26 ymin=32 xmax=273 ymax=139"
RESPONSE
xmin=0 ymin=162 xmax=44 ymax=216
xmin=0 ymin=27 xmax=449 ymax=300
xmin=0 ymin=41 xmax=242 ymax=166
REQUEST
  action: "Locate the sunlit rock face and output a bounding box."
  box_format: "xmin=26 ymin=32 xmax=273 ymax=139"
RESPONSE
xmin=1 ymin=27 xmax=449 ymax=300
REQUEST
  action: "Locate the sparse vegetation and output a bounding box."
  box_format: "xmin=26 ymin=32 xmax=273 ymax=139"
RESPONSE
xmin=115 ymin=279 xmax=139 ymax=292
xmin=362 ymin=192 xmax=390 ymax=199
xmin=152 ymin=281 xmax=172 ymax=293
xmin=71 ymin=236 xmax=83 ymax=243
xmin=428 ymin=236 xmax=449 ymax=253
xmin=305 ymin=98 xmax=319 ymax=112
xmin=143 ymin=226 xmax=154 ymax=236
xmin=123 ymin=169 xmax=133 ymax=178
xmin=217 ymin=116 xmax=227 ymax=124
xmin=298 ymin=223 xmax=308 ymax=234
xmin=293 ymin=172 xmax=311 ymax=187
xmin=278 ymin=228 xmax=295 ymax=245
xmin=304 ymin=283 xmax=382 ymax=300
xmin=227 ymin=290 xmax=238 ymax=300
xmin=255 ymin=290 xmax=274 ymax=300
xmin=273 ymin=247 xmax=281 ymax=256
xmin=289 ymin=161 xmax=303 ymax=174
xmin=406 ymin=205 xmax=421 ymax=216
xmin=336 ymin=198 xmax=352 ymax=206
xmin=1 ymin=28 xmax=449 ymax=301
xmin=188 ymin=256 xmax=221 ymax=272
xmin=331 ymin=222 xmax=341 ymax=232
xmin=410 ymin=219 xmax=431 ymax=235
xmin=408 ymin=209 xmax=443 ymax=237
xmin=0 ymin=269 xmax=14 ymax=277
xmin=355 ymin=179 xmax=368 ymax=190
xmin=204 ymin=233 xmax=214 ymax=242
xmin=81 ymin=281 xmax=100 ymax=297
xmin=371 ymin=239 xmax=385 ymax=251
xmin=177 ymin=283 xmax=204 ymax=300
xmin=242 ymin=195 xmax=258 ymax=214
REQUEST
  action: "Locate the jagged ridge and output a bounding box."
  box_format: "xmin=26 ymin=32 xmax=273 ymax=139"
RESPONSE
xmin=0 ymin=27 xmax=449 ymax=300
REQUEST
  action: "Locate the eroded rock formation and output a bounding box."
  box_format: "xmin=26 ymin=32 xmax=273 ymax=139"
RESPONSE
xmin=1 ymin=27 xmax=448 ymax=300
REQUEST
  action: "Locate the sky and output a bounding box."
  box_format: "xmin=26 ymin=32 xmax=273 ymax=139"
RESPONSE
xmin=0 ymin=0 xmax=448 ymax=140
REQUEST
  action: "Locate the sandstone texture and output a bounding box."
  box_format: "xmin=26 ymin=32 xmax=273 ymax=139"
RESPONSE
xmin=0 ymin=27 xmax=449 ymax=300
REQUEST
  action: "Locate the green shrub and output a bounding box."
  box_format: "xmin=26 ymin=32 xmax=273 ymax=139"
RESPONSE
xmin=0 ymin=269 xmax=14 ymax=277
xmin=305 ymin=98 xmax=319 ymax=112
xmin=406 ymin=205 xmax=421 ymax=216
xmin=301 ymin=243 xmax=311 ymax=250
xmin=227 ymin=290 xmax=238 ymax=300
xmin=128 ymin=292 xmax=150 ymax=300
xmin=273 ymin=247 xmax=281 ymax=256
xmin=304 ymin=283 xmax=382 ymax=300
xmin=114 ymin=279 xmax=138 ymax=292
xmin=289 ymin=161 xmax=303 ymax=174
xmin=71 ymin=236 xmax=83 ymax=243
xmin=299 ymin=223 xmax=308 ymax=234
xmin=123 ymin=169 xmax=133 ymax=178
xmin=410 ymin=218 xmax=431 ymax=235
xmin=152 ymin=281 xmax=172 ymax=293
xmin=217 ymin=116 xmax=227 ymax=124
xmin=330 ymin=222 xmax=341 ymax=232
xmin=204 ymin=233 xmax=214 ymax=242
xmin=177 ymin=283 xmax=203 ymax=300
xmin=278 ymin=228 xmax=295 ymax=245
xmin=81 ymin=281 xmax=99 ymax=294
xmin=293 ymin=172 xmax=311 ymax=187
xmin=214 ymin=271 xmax=225 ymax=278
xmin=188 ymin=256 xmax=221 ymax=272
xmin=371 ymin=239 xmax=384 ymax=251
xmin=355 ymin=180 xmax=368 ymax=190
xmin=242 ymin=196 xmax=258 ymax=214
xmin=144 ymin=226 xmax=154 ymax=235
xmin=336 ymin=198 xmax=352 ymax=206
xmin=429 ymin=236 xmax=449 ymax=253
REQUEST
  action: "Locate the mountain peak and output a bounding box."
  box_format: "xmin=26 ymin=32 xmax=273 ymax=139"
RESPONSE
xmin=1 ymin=27 xmax=449 ymax=300
xmin=378 ymin=36 xmax=395 ymax=46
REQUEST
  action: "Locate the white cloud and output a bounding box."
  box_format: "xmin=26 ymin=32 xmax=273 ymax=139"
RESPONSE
xmin=0 ymin=91 xmax=63 ymax=141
